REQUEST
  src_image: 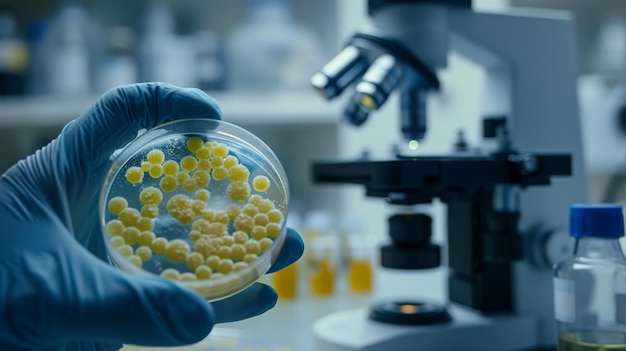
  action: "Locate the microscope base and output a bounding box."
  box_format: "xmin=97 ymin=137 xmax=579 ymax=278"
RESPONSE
xmin=313 ymin=304 xmax=540 ymax=351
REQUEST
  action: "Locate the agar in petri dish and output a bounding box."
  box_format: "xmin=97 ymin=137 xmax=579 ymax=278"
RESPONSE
xmin=100 ymin=119 xmax=289 ymax=301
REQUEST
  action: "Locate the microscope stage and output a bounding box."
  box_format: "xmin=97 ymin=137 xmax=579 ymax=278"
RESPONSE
xmin=313 ymin=154 xmax=571 ymax=203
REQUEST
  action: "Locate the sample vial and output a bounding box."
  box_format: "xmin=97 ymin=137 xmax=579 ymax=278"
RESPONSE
xmin=553 ymin=204 xmax=626 ymax=350
xmin=308 ymin=234 xmax=337 ymax=297
xmin=299 ymin=210 xmax=337 ymax=297
xmin=273 ymin=261 xmax=299 ymax=300
xmin=346 ymin=233 xmax=375 ymax=294
xmin=272 ymin=212 xmax=301 ymax=300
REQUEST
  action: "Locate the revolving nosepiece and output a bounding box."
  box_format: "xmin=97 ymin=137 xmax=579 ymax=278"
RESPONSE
xmin=311 ymin=45 xmax=369 ymax=101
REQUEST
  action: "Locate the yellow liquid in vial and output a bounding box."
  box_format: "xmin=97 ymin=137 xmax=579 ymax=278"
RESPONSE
xmin=347 ymin=258 xmax=373 ymax=293
xmin=310 ymin=258 xmax=335 ymax=297
xmin=558 ymin=331 xmax=626 ymax=351
xmin=273 ymin=262 xmax=298 ymax=299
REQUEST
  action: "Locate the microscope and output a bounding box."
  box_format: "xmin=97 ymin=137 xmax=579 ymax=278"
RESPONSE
xmin=309 ymin=1 xmax=587 ymax=350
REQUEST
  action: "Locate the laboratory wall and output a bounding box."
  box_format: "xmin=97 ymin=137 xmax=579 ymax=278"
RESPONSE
xmin=0 ymin=0 xmax=625 ymax=299
xmin=511 ymin=0 xmax=626 ymax=205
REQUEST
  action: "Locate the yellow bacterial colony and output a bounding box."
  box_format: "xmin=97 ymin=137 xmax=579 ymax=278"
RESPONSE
xmin=253 ymin=175 xmax=270 ymax=192
xmin=108 ymin=196 xmax=128 ymax=215
xmin=104 ymin=134 xmax=284 ymax=299
xmin=125 ymin=167 xmax=144 ymax=184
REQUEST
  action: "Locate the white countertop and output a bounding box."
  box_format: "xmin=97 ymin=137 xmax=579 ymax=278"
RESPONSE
xmin=121 ymin=267 xmax=448 ymax=351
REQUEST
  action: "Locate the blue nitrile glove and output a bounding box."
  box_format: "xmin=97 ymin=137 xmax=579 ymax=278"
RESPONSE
xmin=0 ymin=83 xmax=304 ymax=351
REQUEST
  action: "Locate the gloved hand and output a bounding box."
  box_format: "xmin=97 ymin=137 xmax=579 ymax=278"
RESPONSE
xmin=0 ymin=83 xmax=304 ymax=351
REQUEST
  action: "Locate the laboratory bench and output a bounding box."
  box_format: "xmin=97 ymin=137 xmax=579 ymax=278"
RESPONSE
xmin=121 ymin=295 xmax=374 ymax=351
xmin=121 ymin=267 xmax=447 ymax=351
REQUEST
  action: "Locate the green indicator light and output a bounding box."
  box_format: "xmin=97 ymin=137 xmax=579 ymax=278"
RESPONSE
xmin=408 ymin=140 xmax=419 ymax=150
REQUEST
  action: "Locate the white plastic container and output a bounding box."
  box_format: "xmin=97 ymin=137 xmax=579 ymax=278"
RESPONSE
xmin=226 ymin=0 xmax=325 ymax=91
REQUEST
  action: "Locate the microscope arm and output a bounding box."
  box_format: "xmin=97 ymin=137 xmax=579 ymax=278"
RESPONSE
xmin=447 ymin=8 xmax=588 ymax=346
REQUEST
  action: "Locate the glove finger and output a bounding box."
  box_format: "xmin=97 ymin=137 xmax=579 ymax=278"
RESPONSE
xmin=87 ymin=273 xmax=215 ymax=347
xmin=211 ymin=283 xmax=278 ymax=324
xmin=209 ymin=227 xmax=304 ymax=324
xmin=6 ymin=228 xmax=215 ymax=347
xmin=59 ymin=267 xmax=215 ymax=346
xmin=59 ymin=83 xmax=222 ymax=174
xmin=63 ymin=340 xmax=121 ymax=351
xmin=176 ymin=227 xmax=303 ymax=324
xmin=62 ymin=255 xmax=215 ymax=346
xmin=267 ymin=227 xmax=304 ymax=274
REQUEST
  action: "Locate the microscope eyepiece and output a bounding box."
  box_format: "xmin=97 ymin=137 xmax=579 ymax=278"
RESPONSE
xmin=310 ymin=45 xmax=368 ymax=100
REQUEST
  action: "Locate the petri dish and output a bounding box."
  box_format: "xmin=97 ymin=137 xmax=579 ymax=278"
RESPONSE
xmin=99 ymin=118 xmax=289 ymax=301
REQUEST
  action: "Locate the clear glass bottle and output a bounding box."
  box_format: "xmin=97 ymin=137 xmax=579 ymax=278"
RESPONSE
xmin=553 ymin=204 xmax=626 ymax=351
xmin=225 ymin=0 xmax=325 ymax=91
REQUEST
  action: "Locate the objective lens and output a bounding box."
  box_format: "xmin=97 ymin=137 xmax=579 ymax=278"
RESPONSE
xmin=401 ymin=89 xmax=427 ymax=141
xmin=359 ymin=93 xmax=377 ymax=109
xmin=311 ymin=45 xmax=368 ymax=100
xmin=343 ymin=96 xmax=370 ymax=127
xmin=355 ymin=54 xmax=404 ymax=111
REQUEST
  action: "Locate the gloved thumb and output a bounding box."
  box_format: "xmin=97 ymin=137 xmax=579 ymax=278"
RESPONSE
xmin=5 ymin=227 xmax=214 ymax=348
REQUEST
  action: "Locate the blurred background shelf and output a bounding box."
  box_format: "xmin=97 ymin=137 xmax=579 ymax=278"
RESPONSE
xmin=0 ymin=89 xmax=346 ymax=217
xmin=0 ymin=0 xmax=353 ymax=215
xmin=0 ymin=90 xmax=343 ymax=128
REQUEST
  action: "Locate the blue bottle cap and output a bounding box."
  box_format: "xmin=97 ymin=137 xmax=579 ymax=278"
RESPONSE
xmin=569 ymin=204 xmax=625 ymax=238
